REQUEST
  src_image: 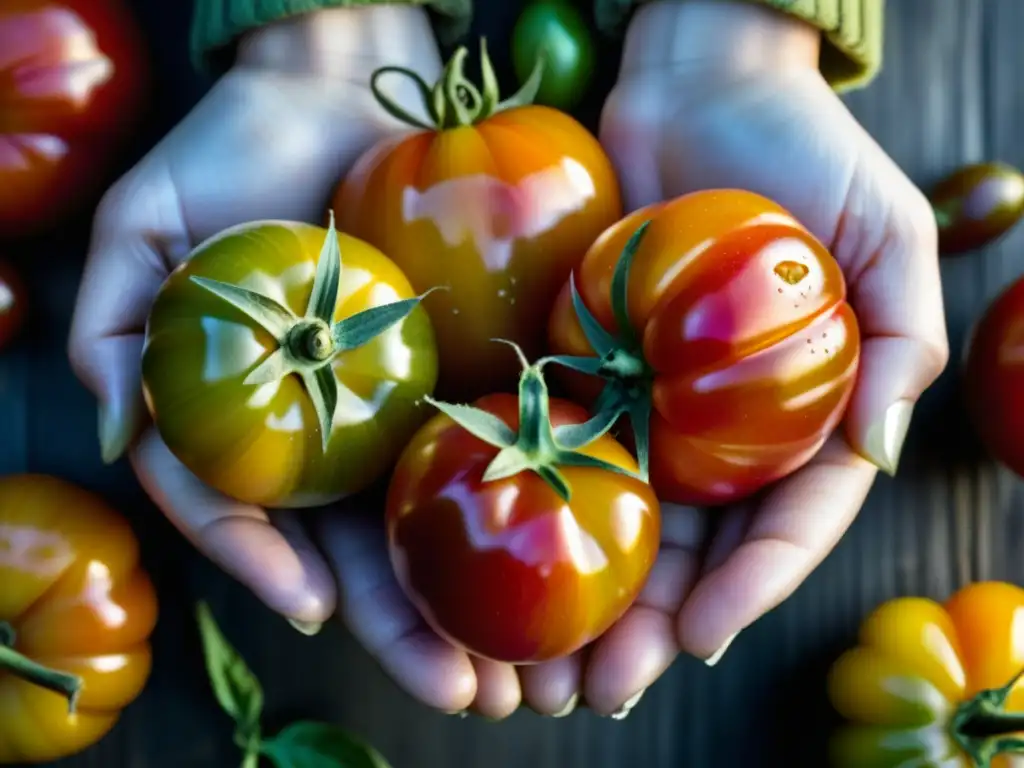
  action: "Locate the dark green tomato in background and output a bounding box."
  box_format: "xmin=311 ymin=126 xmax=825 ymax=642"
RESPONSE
xmin=512 ymin=1 xmax=595 ymax=112
xmin=930 ymin=161 xmax=1024 ymax=255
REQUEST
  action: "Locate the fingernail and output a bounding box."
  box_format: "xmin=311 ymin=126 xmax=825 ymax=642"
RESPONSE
xmin=609 ymin=689 xmax=645 ymax=720
xmin=550 ymin=693 xmax=578 ymax=718
xmin=287 ymin=618 xmax=323 ymax=636
xmin=98 ymin=400 xmax=133 ymax=464
xmin=861 ymin=398 xmax=915 ymax=476
xmin=704 ymin=631 xmax=739 ymax=667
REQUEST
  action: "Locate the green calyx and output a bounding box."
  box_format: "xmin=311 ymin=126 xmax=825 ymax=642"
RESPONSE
xmin=425 ymin=341 xmax=641 ymax=502
xmin=949 ymin=666 xmax=1024 ymax=766
xmin=370 ymin=37 xmax=546 ymax=131
xmin=191 ymin=211 xmax=439 ymax=453
xmin=0 ymin=621 xmax=82 ymax=714
xmin=545 ymin=220 xmax=656 ymax=481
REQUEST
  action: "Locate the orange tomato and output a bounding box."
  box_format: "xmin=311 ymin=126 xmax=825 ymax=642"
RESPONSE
xmin=0 ymin=475 xmax=157 ymax=764
xmin=828 ymin=582 xmax=1024 ymax=767
xmin=547 ymin=190 xmax=860 ymax=505
xmin=332 ymin=41 xmax=621 ymax=401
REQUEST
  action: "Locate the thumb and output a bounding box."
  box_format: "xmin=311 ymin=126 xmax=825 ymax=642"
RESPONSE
xmin=599 ymin=82 xmax=666 ymax=211
xmin=68 ymin=165 xmax=191 ymax=463
xmin=839 ymin=160 xmax=949 ymax=474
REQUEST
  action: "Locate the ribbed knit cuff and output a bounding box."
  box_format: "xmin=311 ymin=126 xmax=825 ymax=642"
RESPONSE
xmin=191 ymin=0 xmax=471 ymax=75
xmin=595 ymin=0 xmax=885 ymax=92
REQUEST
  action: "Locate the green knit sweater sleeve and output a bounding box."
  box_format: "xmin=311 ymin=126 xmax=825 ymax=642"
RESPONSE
xmin=191 ymin=0 xmax=470 ymax=75
xmin=595 ymin=0 xmax=885 ymax=92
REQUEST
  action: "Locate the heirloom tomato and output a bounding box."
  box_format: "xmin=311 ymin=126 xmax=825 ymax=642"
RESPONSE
xmin=963 ymin=274 xmax=1024 ymax=477
xmin=546 ymin=189 xmax=861 ymax=506
xmin=332 ymin=39 xmax=621 ymax=401
xmin=512 ymin=1 xmax=595 ymax=111
xmin=0 ymin=474 xmax=157 ymax=764
xmin=141 ymin=215 xmax=438 ymax=509
xmin=0 ymin=0 xmax=148 ymax=237
xmin=386 ymin=344 xmax=659 ymax=663
xmin=0 ymin=260 xmax=25 ymax=349
xmin=828 ymin=582 xmax=1024 ymax=768
xmin=931 ymin=162 xmax=1024 ymax=256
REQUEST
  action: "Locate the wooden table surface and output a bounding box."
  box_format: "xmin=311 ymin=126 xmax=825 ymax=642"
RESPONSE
xmin=3 ymin=1 xmax=1023 ymax=766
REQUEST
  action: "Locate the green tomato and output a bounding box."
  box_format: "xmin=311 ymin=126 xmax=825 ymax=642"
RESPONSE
xmin=512 ymin=1 xmax=594 ymax=111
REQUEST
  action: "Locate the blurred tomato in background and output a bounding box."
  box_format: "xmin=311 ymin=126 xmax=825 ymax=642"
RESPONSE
xmin=0 ymin=0 xmax=148 ymax=238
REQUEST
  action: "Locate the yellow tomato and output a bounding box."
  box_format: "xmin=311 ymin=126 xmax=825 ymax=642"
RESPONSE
xmin=828 ymin=582 xmax=1024 ymax=767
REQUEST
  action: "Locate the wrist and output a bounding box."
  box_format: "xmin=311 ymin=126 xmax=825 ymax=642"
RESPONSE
xmin=236 ymin=4 xmax=438 ymax=77
xmin=620 ymin=0 xmax=821 ymax=77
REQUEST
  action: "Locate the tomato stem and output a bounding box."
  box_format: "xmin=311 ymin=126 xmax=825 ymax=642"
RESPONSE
xmin=0 ymin=622 xmax=82 ymax=714
xmin=950 ymin=664 xmax=1024 ymax=765
xmin=424 ymin=341 xmax=642 ymax=501
xmin=189 ymin=212 xmax=438 ymax=453
xmin=369 ymin=38 xmax=545 ymax=131
xmin=545 ymin=221 xmax=657 ymax=480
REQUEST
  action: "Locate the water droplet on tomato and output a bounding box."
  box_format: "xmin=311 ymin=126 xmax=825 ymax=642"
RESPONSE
xmin=774 ymin=260 xmax=809 ymax=284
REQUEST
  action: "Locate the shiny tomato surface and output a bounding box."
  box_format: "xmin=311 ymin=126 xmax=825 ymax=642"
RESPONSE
xmin=828 ymin=582 xmax=1024 ymax=767
xmin=963 ymin=275 xmax=1024 ymax=478
xmin=0 ymin=0 xmax=148 ymax=236
xmin=0 ymin=474 xmax=157 ymax=764
xmin=141 ymin=221 xmax=438 ymax=509
xmin=0 ymin=261 xmax=25 ymax=349
xmin=386 ymin=395 xmax=660 ymax=663
xmin=333 ymin=106 xmax=622 ymax=401
xmin=548 ymin=190 xmax=860 ymax=505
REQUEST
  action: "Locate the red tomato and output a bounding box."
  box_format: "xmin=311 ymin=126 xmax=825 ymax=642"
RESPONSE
xmin=547 ymin=190 xmax=861 ymax=506
xmin=963 ymin=275 xmax=1024 ymax=476
xmin=0 ymin=0 xmax=148 ymax=237
xmin=386 ymin=354 xmax=659 ymax=663
xmin=332 ymin=41 xmax=621 ymax=402
xmin=0 ymin=260 xmax=26 ymax=349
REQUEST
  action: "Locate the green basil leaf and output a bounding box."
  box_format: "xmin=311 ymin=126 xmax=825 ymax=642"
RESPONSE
xmin=195 ymin=601 xmax=264 ymax=737
xmin=261 ymin=722 xmax=392 ymax=768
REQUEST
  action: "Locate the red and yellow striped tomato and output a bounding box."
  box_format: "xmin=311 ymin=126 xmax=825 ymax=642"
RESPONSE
xmin=828 ymin=582 xmax=1024 ymax=767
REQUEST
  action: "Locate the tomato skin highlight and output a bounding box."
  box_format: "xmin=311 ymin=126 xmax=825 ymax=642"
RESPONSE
xmin=512 ymin=1 xmax=595 ymax=111
xmin=0 ymin=261 xmax=26 ymax=350
xmin=0 ymin=0 xmax=149 ymax=237
xmin=386 ymin=394 xmax=660 ymax=664
xmin=334 ymin=103 xmax=621 ymax=402
xmin=0 ymin=474 xmax=157 ymax=765
xmin=827 ymin=582 xmax=1024 ymax=768
xmin=547 ymin=190 xmax=860 ymax=506
xmin=963 ymin=275 xmax=1024 ymax=479
xmin=141 ymin=220 xmax=438 ymax=509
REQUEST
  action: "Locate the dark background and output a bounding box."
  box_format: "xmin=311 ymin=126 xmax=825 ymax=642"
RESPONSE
xmin=2 ymin=1 xmax=1022 ymax=766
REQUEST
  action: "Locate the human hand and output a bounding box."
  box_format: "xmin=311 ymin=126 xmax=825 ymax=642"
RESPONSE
xmin=68 ymin=6 xmax=443 ymax=628
xmin=567 ymin=0 xmax=949 ymax=711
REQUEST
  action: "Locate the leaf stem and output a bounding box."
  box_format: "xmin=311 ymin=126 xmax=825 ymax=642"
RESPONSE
xmin=0 ymin=625 xmax=82 ymax=714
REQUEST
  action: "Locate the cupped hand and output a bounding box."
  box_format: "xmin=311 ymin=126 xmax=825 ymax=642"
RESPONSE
xmin=552 ymin=0 xmax=950 ymax=715
xmin=68 ymin=7 xmax=443 ymax=632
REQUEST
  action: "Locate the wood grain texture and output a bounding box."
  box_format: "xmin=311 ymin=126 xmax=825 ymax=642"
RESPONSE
xmin=2 ymin=0 xmax=1022 ymax=765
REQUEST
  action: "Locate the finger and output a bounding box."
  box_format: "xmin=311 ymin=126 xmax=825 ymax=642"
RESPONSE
xmin=131 ymin=428 xmax=336 ymax=623
xmin=582 ymin=605 xmax=678 ymax=717
xmin=837 ymin=148 xmax=949 ymax=475
xmin=467 ymin=656 xmax=521 ymax=720
xmin=317 ymin=511 xmax=477 ymax=713
xmin=68 ymin=168 xmax=191 ymax=463
xmin=635 ymin=502 xmax=706 ymax=613
xmin=700 ymin=501 xmax=755 ymax=577
xmin=518 ymin=654 xmax=583 ymax=717
xmin=676 ymin=434 xmax=876 ymax=659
